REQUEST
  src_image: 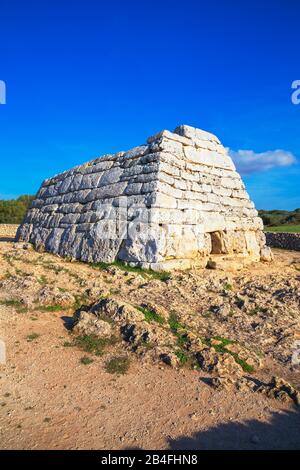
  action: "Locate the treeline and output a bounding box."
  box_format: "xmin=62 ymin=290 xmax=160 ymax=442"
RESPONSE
xmin=258 ymin=208 xmax=300 ymax=227
xmin=0 ymin=195 xmax=35 ymax=224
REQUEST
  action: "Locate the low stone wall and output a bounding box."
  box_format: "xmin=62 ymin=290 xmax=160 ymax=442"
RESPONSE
xmin=266 ymin=232 xmax=300 ymax=251
xmin=0 ymin=224 xmax=19 ymax=240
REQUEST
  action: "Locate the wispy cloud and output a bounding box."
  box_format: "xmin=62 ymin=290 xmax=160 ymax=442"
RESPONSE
xmin=228 ymin=148 xmax=297 ymax=175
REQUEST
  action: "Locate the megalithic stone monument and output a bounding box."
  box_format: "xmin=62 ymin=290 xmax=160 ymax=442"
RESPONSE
xmin=16 ymin=125 xmax=272 ymax=270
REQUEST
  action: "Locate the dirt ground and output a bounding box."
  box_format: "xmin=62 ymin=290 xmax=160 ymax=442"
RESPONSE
xmin=0 ymin=236 xmax=300 ymax=450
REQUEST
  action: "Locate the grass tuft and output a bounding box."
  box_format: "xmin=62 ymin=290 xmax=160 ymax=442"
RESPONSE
xmin=0 ymin=298 xmax=24 ymax=308
xmin=201 ymin=336 xmax=255 ymax=374
xmin=73 ymin=334 xmax=119 ymax=356
xmin=91 ymin=259 xmax=171 ymax=282
xmin=136 ymin=305 xmax=165 ymax=324
xmin=80 ymin=356 xmax=94 ymax=365
xmin=26 ymin=333 xmax=40 ymax=342
xmin=104 ymin=356 xmax=130 ymax=375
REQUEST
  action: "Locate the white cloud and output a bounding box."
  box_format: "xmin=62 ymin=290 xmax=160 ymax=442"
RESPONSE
xmin=228 ymin=148 xmax=297 ymax=175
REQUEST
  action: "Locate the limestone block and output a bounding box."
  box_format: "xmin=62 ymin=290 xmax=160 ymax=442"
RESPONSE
xmin=16 ymin=223 xmax=33 ymax=242
xmin=45 ymin=228 xmax=64 ymax=254
xmin=221 ymin=177 xmax=242 ymax=190
xmin=150 ymin=194 xmax=175 ymax=211
xmin=80 ymin=173 xmax=103 ymax=189
xmin=60 ymin=213 xmax=80 ymax=225
xmin=177 ymin=199 xmax=203 ymax=211
xmin=201 ymin=202 xmax=220 ymax=212
xmin=84 ymin=159 xmax=116 ymax=174
xmin=212 ymin=186 xmax=232 ymax=197
xmin=225 ymin=230 xmax=247 ymax=254
xmin=141 ymin=181 xmax=158 ymax=194
xmin=203 ymin=233 xmax=212 ymax=254
xmin=174 ymin=124 xmax=220 ymax=144
xmin=159 ymin=161 xmax=180 ymax=177
xmin=85 ymin=182 xmax=127 ymax=201
xmin=207 ymin=193 xmax=220 ymax=204
xmin=158 ymin=172 xmax=175 ymax=186
xmin=159 ymin=151 xmax=186 ymax=169
xmin=245 ymin=231 xmax=260 ymax=255
xmin=180 ymin=170 xmax=199 ymax=182
xmin=173 ymin=179 xmax=188 ymax=191
xmin=184 ymin=146 xmax=235 ymax=170
xmin=123 ymin=145 xmax=148 ymax=159
xmin=184 ymin=191 xmax=208 ymax=202
xmin=99 ymin=166 xmax=123 ymax=186
xmin=69 ymin=174 xmax=84 ymax=191
xmin=40 ymin=204 xmax=58 ymax=213
xmin=70 ymin=189 xmax=93 ymax=204
xmin=150 ymin=137 xmax=183 ymax=158
xmin=203 ymin=213 xmax=226 ymax=233
xmin=118 ymin=223 xmax=166 ymax=263
xmin=147 ymin=129 xmax=191 ymax=146
xmin=124 ymin=182 xmax=143 ymax=196
xmin=231 ymin=189 xmax=250 ymax=200
xmin=155 ymin=181 xmax=182 ymax=199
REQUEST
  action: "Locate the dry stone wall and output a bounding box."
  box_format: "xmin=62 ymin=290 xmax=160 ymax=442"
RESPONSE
xmin=266 ymin=232 xmax=300 ymax=251
xmin=16 ymin=125 xmax=271 ymax=270
xmin=0 ymin=224 xmax=19 ymax=239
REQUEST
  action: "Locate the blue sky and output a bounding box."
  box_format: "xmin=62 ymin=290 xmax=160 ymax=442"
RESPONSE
xmin=0 ymin=0 xmax=299 ymax=210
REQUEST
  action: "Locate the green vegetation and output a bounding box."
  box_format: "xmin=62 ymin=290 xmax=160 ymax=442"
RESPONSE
xmin=174 ymin=350 xmax=189 ymax=365
xmin=136 ymin=305 xmax=165 ymax=324
xmin=38 ymin=304 xmax=64 ymax=313
xmin=168 ymin=312 xmax=192 ymax=366
xmin=104 ymin=356 xmax=130 ymax=375
xmin=201 ymin=336 xmax=255 ymax=374
xmin=26 ymin=333 xmax=40 ymax=342
xmin=0 ymin=195 xmax=34 ymax=224
xmin=168 ymin=311 xmax=185 ymax=334
xmin=259 ymin=208 xmax=300 ymax=231
xmin=91 ymin=259 xmax=171 ymax=282
xmin=223 ymin=283 xmax=233 ymax=292
xmin=0 ymin=298 xmax=24 ymax=308
xmin=264 ymin=225 xmax=300 ymax=233
xmin=80 ymin=356 xmax=94 ymax=365
xmin=37 ymin=275 xmax=48 ymax=285
xmin=247 ymin=306 xmax=268 ymax=316
xmin=73 ymin=334 xmax=119 ymax=356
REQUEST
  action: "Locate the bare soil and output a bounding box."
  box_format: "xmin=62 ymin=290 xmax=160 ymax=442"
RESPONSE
xmin=0 ymin=239 xmax=300 ymax=450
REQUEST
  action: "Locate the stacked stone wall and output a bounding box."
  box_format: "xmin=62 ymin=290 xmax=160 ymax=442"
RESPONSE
xmin=16 ymin=125 xmax=271 ymax=270
xmin=266 ymin=232 xmax=300 ymax=251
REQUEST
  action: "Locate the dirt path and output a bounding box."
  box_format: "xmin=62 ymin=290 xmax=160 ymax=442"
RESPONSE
xmin=0 ymin=241 xmax=300 ymax=449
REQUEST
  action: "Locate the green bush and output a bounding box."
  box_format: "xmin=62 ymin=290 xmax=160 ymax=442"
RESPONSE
xmin=0 ymin=195 xmax=34 ymax=224
xmin=258 ymin=208 xmax=300 ymax=227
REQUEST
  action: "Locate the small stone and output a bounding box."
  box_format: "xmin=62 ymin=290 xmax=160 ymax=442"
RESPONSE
xmin=206 ymin=260 xmax=217 ymax=270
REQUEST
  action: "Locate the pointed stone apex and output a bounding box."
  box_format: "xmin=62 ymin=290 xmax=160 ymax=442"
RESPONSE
xmin=174 ymin=125 xmax=220 ymax=144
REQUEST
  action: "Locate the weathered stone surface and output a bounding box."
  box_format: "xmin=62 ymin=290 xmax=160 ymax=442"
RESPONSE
xmin=16 ymin=124 xmax=270 ymax=269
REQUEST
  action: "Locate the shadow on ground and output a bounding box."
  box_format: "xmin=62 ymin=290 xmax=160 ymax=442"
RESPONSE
xmin=61 ymin=315 xmax=75 ymax=330
xmin=167 ymin=407 xmax=300 ymax=450
xmin=0 ymin=237 xmax=15 ymax=242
